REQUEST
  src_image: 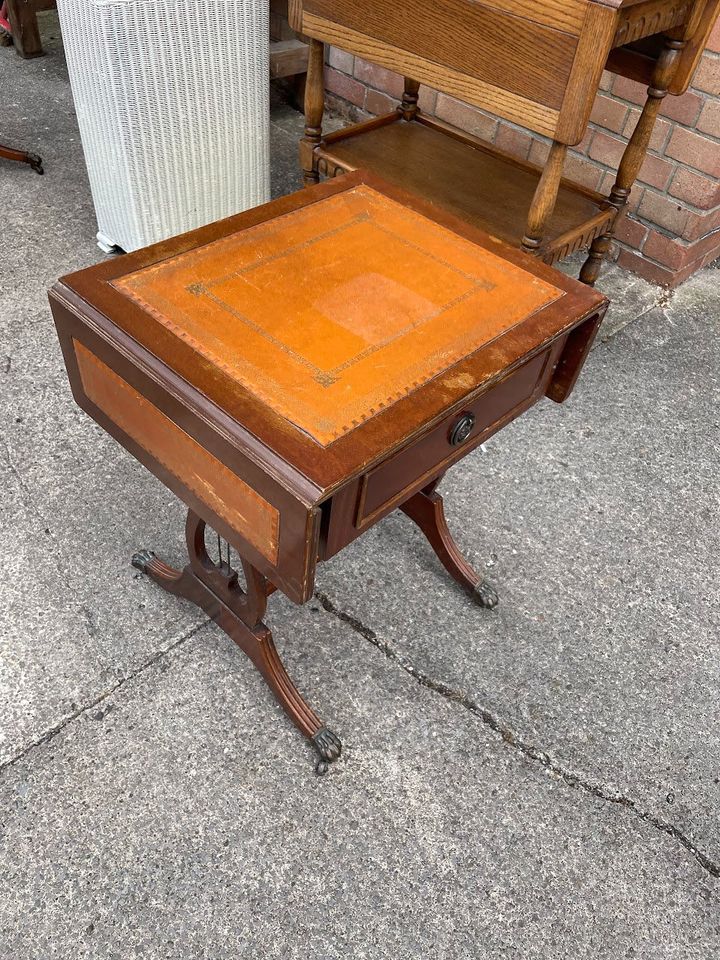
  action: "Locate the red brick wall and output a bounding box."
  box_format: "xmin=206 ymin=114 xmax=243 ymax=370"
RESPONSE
xmin=323 ymin=26 xmax=720 ymax=287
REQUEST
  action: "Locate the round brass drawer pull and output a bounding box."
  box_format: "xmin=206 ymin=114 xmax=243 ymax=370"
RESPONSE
xmin=449 ymin=412 xmax=475 ymax=446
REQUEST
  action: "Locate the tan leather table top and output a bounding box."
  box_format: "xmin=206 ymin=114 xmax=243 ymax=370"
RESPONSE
xmin=114 ymin=184 xmax=562 ymax=447
xmin=54 ymin=171 xmax=605 ymax=496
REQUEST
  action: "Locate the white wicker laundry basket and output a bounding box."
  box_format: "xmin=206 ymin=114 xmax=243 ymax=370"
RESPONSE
xmin=57 ymin=0 xmax=270 ymax=252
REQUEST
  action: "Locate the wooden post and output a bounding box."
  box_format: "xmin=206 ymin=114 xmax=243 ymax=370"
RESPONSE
xmin=609 ymin=38 xmax=685 ymax=214
xmin=300 ymin=38 xmax=324 ymax=187
xmin=580 ymin=35 xmax=687 ymax=285
xmin=521 ymin=140 xmax=567 ymax=254
xmin=400 ymin=78 xmax=420 ymax=120
xmin=6 ymin=0 xmax=45 ymax=59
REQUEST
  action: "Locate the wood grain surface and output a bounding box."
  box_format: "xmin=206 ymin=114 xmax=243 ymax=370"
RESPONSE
xmin=301 ymin=12 xmax=562 ymax=136
xmin=304 ymin=0 xmax=577 ymax=108
xmin=319 ymin=120 xmax=605 ymax=254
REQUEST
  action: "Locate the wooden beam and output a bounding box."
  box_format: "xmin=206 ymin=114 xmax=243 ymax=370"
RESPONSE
xmin=270 ymin=38 xmax=309 ymax=79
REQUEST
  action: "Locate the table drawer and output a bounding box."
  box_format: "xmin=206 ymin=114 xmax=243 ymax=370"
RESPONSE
xmin=357 ymin=345 xmax=556 ymax=526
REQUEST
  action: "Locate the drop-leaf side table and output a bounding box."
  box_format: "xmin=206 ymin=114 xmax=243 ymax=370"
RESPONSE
xmin=50 ymin=172 xmax=607 ymax=773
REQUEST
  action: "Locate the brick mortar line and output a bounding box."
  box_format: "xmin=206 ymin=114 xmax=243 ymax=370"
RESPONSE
xmin=593 ymin=101 xmax=719 ymax=145
xmin=604 ymin=91 xmax=712 ymax=133
xmin=625 ymin=208 xmax=720 ymax=239
xmin=632 ymin=181 xmax=720 ymax=216
xmin=583 ymin=123 xmax=676 ymax=158
xmin=678 ymin=118 xmax=720 ymax=145
xmin=315 ymin=590 xmax=720 ymax=881
xmin=663 ymin=165 xmax=720 ymax=211
xmin=0 ymin=620 xmax=210 ymax=777
xmin=616 ymin=232 xmax=720 ymax=272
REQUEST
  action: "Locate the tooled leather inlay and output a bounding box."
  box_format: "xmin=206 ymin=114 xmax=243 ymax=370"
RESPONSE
xmin=113 ymin=185 xmax=562 ymax=446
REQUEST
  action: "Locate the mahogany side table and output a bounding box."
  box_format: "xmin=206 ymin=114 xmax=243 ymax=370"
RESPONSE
xmin=49 ymin=171 xmax=607 ymax=773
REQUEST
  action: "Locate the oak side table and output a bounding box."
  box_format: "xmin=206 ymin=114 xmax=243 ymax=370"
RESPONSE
xmin=49 ymin=171 xmax=607 ymax=773
xmin=292 ymin=0 xmax=720 ymax=284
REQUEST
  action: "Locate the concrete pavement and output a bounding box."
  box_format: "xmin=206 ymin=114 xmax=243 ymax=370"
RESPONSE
xmin=1 ymin=14 xmax=719 ymax=958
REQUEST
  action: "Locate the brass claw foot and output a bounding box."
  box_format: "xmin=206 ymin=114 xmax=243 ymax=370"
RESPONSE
xmin=27 ymin=153 xmax=44 ymax=175
xmin=473 ymin=579 xmax=499 ymax=609
xmin=0 ymin=144 xmax=44 ymax=174
xmin=311 ymin=727 xmax=342 ymax=775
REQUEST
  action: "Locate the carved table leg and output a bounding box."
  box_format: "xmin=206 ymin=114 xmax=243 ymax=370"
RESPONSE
xmin=132 ymin=510 xmax=341 ymax=774
xmin=400 ymin=78 xmax=420 ymax=120
xmin=521 ymin=140 xmax=567 ymax=255
xmin=579 ymin=229 xmax=614 ymax=287
xmin=400 ymin=481 xmax=499 ymax=608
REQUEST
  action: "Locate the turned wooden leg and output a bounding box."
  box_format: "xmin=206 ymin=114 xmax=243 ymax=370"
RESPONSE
xmin=132 ymin=510 xmax=342 ymax=774
xmin=579 ymin=230 xmax=614 ymax=286
xmin=400 ymin=78 xmax=420 ymax=120
xmin=400 ymin=481 xmax=498 ymax=608
xmin=300 ymin=38 xmax=324 ymax=187
xmin=521 ymin=140 xmax=567 ymax=255
xmin=580 ymin=34 xmax=686 ymax=286
xmin=6 ymin=0 xmax=44 ymax=58
xmin=0 ymin=142 xmax=43 ymax=173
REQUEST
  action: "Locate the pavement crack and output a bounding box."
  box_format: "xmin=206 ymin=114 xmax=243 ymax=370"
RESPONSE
xmin=655 ymin=287 xmax=675 ymax=311
xmin=0 ymin=620 xmax=210 ymax=776
xmin=0 ymin=436 xmax=64 ymax=572
xmin=314 ymin=590 xmax=720 ymax=881
xmin=633 ymin=289 xmax=675 ymax=325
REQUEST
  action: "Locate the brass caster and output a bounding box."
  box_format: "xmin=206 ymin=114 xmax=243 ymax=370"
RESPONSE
xmin=312 ymin=727 xmax=342 ymax=775
xmin=473 ymin=579 xmax=499 ymax=609
xmin=131 ymin=549 xmax=156 ymax=573
xmin=27 ymin=153 xmax=44 ymax=175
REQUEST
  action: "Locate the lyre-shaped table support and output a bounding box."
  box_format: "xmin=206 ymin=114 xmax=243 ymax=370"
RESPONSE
xmin=132 ymin=486 xmax=497 ymax=772
xmin=131 ymin=510 xmax=342 ymax=774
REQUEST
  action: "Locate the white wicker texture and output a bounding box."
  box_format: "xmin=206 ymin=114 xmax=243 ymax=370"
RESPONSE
xmin=57 ymin=0 xmax=270 ymax=252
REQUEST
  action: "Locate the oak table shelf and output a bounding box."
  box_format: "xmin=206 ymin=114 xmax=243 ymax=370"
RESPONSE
xmin=313 ymin=113 xmax=614 ymax=267
xmin=50 ymin=171 xmax=606 ymax=773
